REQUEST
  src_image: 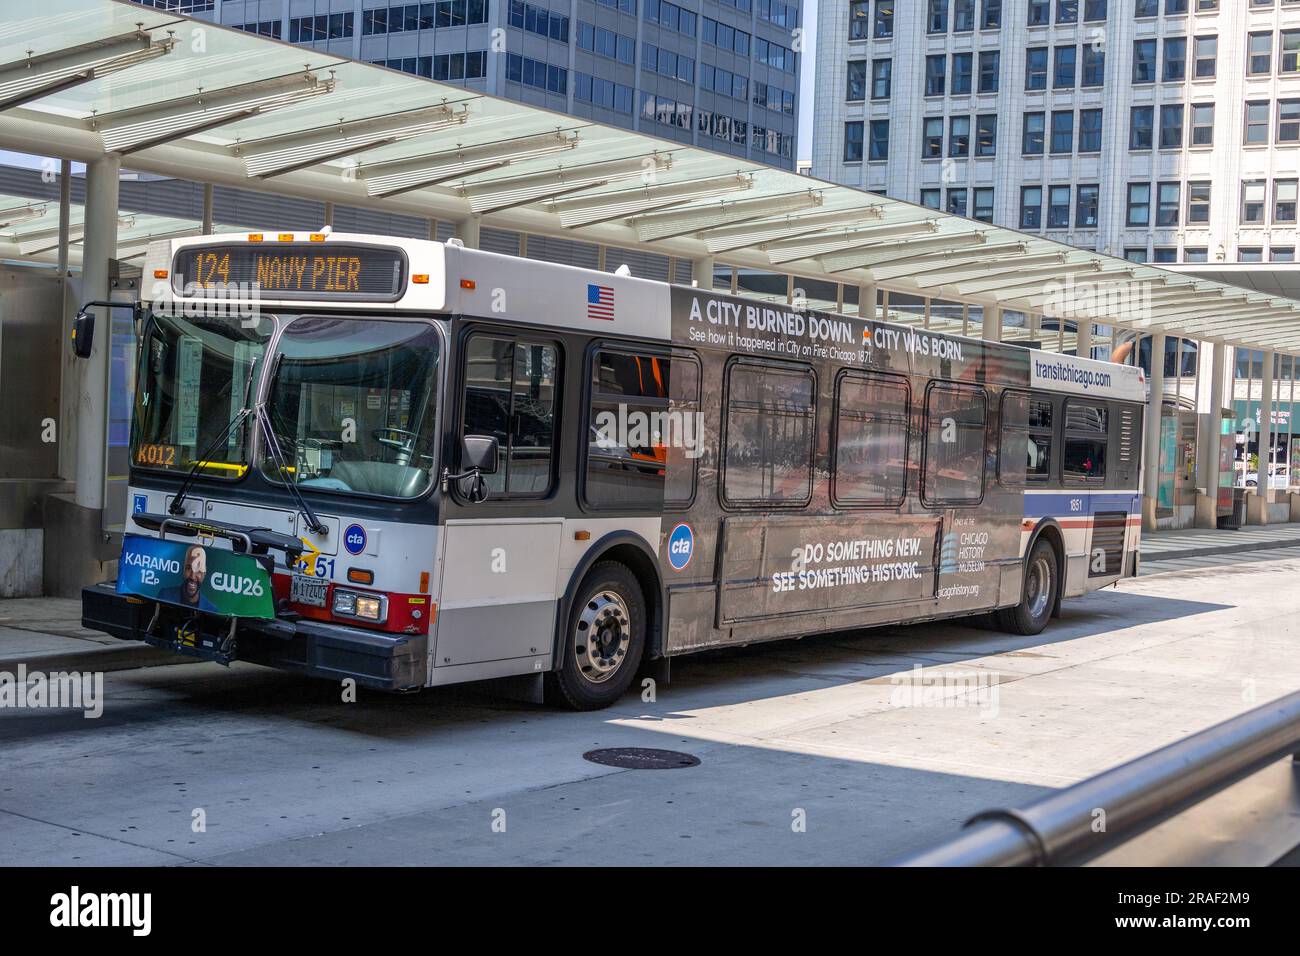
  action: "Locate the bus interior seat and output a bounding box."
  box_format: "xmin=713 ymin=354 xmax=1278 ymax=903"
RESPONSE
xmin=326 ymin=460 xmax=429 ymax=498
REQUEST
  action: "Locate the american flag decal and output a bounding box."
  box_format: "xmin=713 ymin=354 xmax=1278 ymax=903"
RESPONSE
xmin=587 ymin=283 xmax=614 ymax=321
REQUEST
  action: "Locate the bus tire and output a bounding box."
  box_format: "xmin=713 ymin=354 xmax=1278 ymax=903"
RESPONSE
xmin=998 ymin=539 xmax=1058 ymax=636
xmin=546 ymin=561 xmax=646 ymax=711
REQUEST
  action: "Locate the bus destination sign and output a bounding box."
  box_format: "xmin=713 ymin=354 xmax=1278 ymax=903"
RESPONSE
xmin=172 ymin=243 xmax=406 ymax=300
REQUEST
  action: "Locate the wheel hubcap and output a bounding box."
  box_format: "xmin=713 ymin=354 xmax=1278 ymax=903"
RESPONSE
xmin=1027 ymin=554 xmax=1052 ymax=619
xmin=574 ymin=591 xmax=631 ymax=684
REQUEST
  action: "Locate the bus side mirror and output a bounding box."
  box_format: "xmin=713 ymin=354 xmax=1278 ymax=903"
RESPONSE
xmin=462 ymin=435 xmax=499 ymax=475
xmin=71 ymin=309 xmax=94 ymax=359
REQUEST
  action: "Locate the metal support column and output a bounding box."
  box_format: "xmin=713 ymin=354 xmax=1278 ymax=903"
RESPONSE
xmin=201 ymin=182 xmax=214 ymax=235
xmin=73 ymin=153 xmax=121 ymax=512
xmin=323 ymin=201 xmax=334 ymax=229
xmin=982 ymin=306 xmax=1001 ymax=342
xmin=1195 ymin=341 xmax=1226 ymax=529
xmin=859 ymin=282 xmax=876 ymax=320
xmin=691 ymin=255 xmax=714 ymax=289
xmin=455 ymin=216 xmax=480 ymax=249
xmin=1249 ymin=350 xmax=1276 ymax=525
xmin=1143 ymin=332 xmax=1167 ymax=532
xmin=1075 ymin=318 xmax=1092 ymax=359
xmin=56 ymin=158 xmax=71 ymax=275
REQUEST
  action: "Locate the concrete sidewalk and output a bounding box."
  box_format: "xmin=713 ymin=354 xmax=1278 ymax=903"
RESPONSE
xmin=1140 ymin=521 xmax=1300 ymax=560
xmin=0 ymin=597 xmax=177 ymax=674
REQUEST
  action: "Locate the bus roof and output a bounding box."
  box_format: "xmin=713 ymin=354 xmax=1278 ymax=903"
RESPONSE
xmin=144 ymin=231 xmax=1146 ymax=404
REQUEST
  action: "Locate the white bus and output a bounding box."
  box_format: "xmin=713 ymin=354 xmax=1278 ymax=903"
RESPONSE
xmin=81 ymin=231 xmax=1147 ymax=709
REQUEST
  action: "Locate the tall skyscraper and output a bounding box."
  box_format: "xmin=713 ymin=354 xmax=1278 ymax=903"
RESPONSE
xmin=140 ymin=0 xmax=801 ymax=169
xmin=813 ymin=0 xmax=1300 ymax=263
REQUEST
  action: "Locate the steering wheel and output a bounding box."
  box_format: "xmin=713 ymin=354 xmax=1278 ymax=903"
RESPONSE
xmin=372 ymin=427 xmax=420 ymax=466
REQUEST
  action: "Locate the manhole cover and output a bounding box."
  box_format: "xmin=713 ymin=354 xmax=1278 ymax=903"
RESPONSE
xmin=582 ymin=747 xmax=700 ymax=770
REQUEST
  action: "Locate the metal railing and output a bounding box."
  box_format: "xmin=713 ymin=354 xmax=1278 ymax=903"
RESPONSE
xmin=893 ymin=689 xmax=1300 ymax=866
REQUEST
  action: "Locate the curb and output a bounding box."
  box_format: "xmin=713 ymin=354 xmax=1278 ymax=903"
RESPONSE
xmin=1141 ymin=536 xmax=1300 ymax=562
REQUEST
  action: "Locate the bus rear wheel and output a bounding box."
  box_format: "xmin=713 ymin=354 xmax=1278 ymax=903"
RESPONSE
xmin=546 ymin=561 xmax=645 ymax=710
xmin=998 ymin=539 xmax=1058 ymax=636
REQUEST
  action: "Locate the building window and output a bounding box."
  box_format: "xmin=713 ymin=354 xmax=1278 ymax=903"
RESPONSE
xmin=1057 ymin=0 xmax=1079 ymax=23
xmin=874 ymin=0 xmax=895 ymax=37
xmin=976 ymin=114 xmax=998 ymax=155
xmin=947 ymin=188 xmax=969 ymax=216
xmin=1124 ymin=248 xmax=1149 ymax=263
xmin=871 ymin=59 xmax=893 ymax=99
xmin=1187 ymin=181 xmax=1211 ymax=223
xmin=928 ymin=0 xmax=949 ymax=33
xmin=921 ymin=188 xmax=942 ymax=209
xmin=954 ymin=0 xmax=976 ymax=31
xmin=1190 ymin=103 xmax=1214 ymax=146
xmin=1279 ymin=100 xmax=1300 ymax=143
xmin=1159 ymin=104 xmax=1184 ymax=149
xmin=1248 ymin=32 xmax=1272 ymax=76
xmin=1083 ymin=0 xmax=1107 ymax=19
xmin=844 ymin=121 xmax=865 ymax=162
xmin=1136 ymin=0 xmax=1157 ymax=14
xmin=978 ymin=50 xmax=1001 ymax=92
xmin=982 ymin=0 xmax=1003 ymax=29
xmin=923 ymin=116 xmax=944 ymax=157
xmin=1238 ymin=248 xmax=1263 ymax=263
xmin=1156 ymin=182 xmax=1180 ymax=227
xmin=1023 ymin=112 xmax=1045 ymax=154
xmin=925 ymin=55 xmax=947 ymax=96
xmin=949 ymin=115 xmax=971 ymax=156
xmin=1021 ymin=186 xmax=1043 ymax=228
xmin=1129 ymin=105 xmax=1154 ymax=149
xmin=1026 ymin=47 xmax=1048 ymax=90
xmin=1241 ymin=180 xmax=1267 ymax=224
xmin=1193 ymin=35 xmax=1217 ymax=78
xmin=847 ymin=60 xmax=867 ymax=101
xmin=1162 ymin=37 xmax=1186 ymax=81
xmin=972 ymin=187 xmax=995 ymax=222
xmin=1079 ymin=108 xmax=1102 ymax=152
xmin=1165 ymin=0 xmax=1187 ymax=12
xmin=1053 ymin=45 xmax=1077 ymax=88
xmin=1184 ymin=248 xmax=1208 ymax=263
xmin=1047 ymin=185 xmax=1071 ymax=228
xmin=1282 ymin=30 xmax=1300 ymax=74
xmin=1133 ymin=39 xmax=1157 ymax=83
xmin=849 ymin=0 xmax=870 ymax=39
xmin=1028 ymin=0 xmax=1050 ymax=26
xmin=1275 ymin=179 xmax=1298 ymax=224
xmin=1082 ymin=45 xmax=1105 ymax=86
xmin=1127 ymin=183 xmax=1151 ymax=227
xmin=1245 ymin=101 xmax=1271 ymax=145
xmin=1076 ymin=184 xmax=1100 ymax=228
xmin=951 ymin=52 xmax=974 ymax=93
xmin=1272 ymin=247 xmax=1296 ymax=263
xmin=1050 ymin=110 xmax=1074 ymax=153
xmin=869 ymin=119 xmax=891 ymax=160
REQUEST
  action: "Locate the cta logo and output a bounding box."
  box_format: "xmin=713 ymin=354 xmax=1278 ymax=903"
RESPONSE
xmin=343 ymin=523 xmax=367 ymax=555
xmin=667 ymin=523 xmax=694 ymax=572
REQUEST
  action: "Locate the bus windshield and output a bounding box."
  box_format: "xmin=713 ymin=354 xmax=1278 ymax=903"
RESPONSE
xmin=260 ymin=317 xmax=441 ymax=499
xmin=131 ymin=311 xmax=270 ymax=478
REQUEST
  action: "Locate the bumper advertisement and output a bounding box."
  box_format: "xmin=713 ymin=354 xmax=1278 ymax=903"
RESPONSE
xmin=116 ymin=534 xmax=275 ymax=619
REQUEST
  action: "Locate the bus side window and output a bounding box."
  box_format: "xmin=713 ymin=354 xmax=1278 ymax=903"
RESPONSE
xmin=584 ymin=348 xmax=701 ymax=510
xmin=998 ymin=391 xmax=1053 ymax=487
xmin=922 ymin=382 xmax=987 ymax=505
xmin=461 ymin=334 xmax=560 ymax=497
xmin=1063 ymin=401 xmax=1108 ymax=483
xmin=721 ymin=359 xmax=816 ymax=508
xmin=832 ymin=371 xmax=909 ymax=508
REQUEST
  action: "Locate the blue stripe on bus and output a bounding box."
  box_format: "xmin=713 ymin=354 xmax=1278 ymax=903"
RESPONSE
xmin=1022 ymin=491 xmax=1141 ymax=518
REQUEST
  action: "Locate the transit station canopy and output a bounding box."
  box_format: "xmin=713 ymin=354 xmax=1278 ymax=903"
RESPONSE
xmin=3 ymin=0 xmax=1300 ymax=354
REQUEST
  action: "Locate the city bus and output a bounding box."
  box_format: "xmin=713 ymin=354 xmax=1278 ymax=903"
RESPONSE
xmin=80 ymin=231 xmax=1147 ymax=710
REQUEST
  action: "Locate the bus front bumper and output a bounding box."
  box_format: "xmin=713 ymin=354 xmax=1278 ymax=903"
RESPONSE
xmin=81 ymin=582 xmax=427 ymax=692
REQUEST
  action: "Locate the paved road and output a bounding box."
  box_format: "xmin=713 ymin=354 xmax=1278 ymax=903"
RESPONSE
xmin=2 ymin=554 xmax=1297 ymax=866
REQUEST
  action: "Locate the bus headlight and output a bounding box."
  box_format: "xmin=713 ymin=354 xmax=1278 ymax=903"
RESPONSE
xmin=332 ymin=589 xmax=387 ymax=623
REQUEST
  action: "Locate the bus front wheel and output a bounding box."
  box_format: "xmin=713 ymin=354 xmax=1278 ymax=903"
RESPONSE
xmin=546 ymin=561 xmax=646 ymax=710
xmin=998 ymin=539 xmax=1058 ymax=636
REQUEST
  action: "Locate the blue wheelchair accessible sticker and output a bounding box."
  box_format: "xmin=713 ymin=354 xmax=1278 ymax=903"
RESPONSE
xmin=667 ymin=523 xmax=694 ymax=572
xmin=343 ymin=523 xmax=368 ymax=555
xmin=132 ymin=494 xmax=148 ymax=514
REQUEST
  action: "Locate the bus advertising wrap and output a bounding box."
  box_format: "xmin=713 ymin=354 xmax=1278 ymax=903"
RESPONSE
xmin=116 ymin=535 xmax=275 ymax=619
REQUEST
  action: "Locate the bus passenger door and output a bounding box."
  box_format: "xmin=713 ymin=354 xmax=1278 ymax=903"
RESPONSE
xmin=434 ymin=331 xmax=565 ymax=672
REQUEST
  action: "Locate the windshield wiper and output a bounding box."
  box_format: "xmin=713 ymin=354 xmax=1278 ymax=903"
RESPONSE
xmin=256 ymin=396 xmax=327 ymax=537
xmin=169 ymin=354 xmax=259 ymax=518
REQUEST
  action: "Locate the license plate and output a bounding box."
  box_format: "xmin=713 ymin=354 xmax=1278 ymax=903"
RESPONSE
xmin=290 ymin=574 xmax=329 ymax=608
